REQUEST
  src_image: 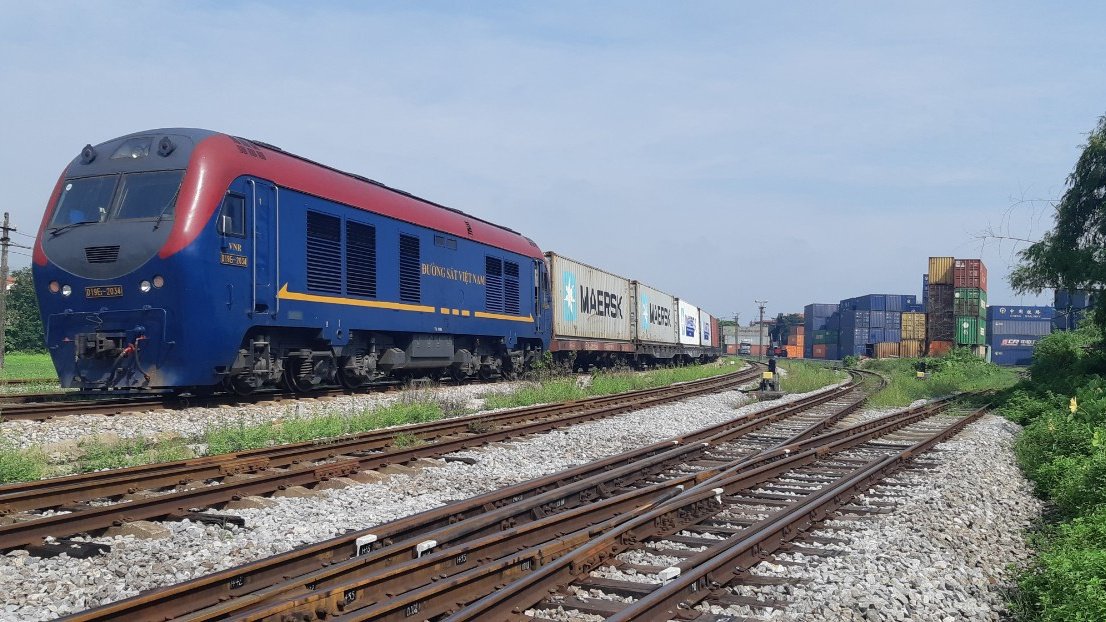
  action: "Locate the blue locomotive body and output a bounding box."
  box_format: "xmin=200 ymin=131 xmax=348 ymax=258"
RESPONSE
xmin=33 ymin=129 xmax=551 ymax=392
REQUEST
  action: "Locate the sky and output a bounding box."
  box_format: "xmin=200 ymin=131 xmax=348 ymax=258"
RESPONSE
xmin=2 ymin=2 xmax=1104 ymax=324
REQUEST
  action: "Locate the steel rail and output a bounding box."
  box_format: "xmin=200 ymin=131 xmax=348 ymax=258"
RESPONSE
xmin=0 ymin=368 xmax=764 ymax=551
xmin=0 ymin=367 xmax=763 ymax=514
xmin=441 ymin=402 xmax=976 ymax=621
xmin=58 ymin=368 xmax=869 ymax=622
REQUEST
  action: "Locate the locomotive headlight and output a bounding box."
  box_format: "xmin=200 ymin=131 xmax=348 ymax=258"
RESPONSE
xmin=61 ymin=285 xmax=72 ymax=297
xmin=49 ymin=281 xmax=60 ymax=294
xmin=152 ymin=275 xmax=165 ymax=288
xmin=139 ymin=280 xmax=152 ymax=293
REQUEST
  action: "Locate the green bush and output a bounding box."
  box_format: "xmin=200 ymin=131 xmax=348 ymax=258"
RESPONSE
xmin=863 ymin=348 xmax=1018 ymax=408
xmin=1015 ymin=507 xmax=1106 ymax=621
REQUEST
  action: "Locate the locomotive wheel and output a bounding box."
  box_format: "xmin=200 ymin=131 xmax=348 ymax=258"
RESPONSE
xmin=284 ymin=358 xmax=323 ymax=393
xmin=448 ymin=365 xmax=467 ymax=384
xmin=337 ymin=366 xmax=368 ymax=391
xmin=224 ymin=375 xmax=257 ymax=397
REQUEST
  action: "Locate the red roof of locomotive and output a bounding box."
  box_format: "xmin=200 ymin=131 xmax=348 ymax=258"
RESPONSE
xmin=34 ymin=132 xmax=543 ymax=264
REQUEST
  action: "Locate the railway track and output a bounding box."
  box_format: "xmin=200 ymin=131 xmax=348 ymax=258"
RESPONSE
xmin=0 ymin=365 xmax=767 ymax=554
xmin=58 ymin=368 xmax=887 ymax=621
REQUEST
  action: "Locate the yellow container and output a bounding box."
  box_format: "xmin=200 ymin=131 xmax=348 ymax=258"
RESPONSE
xmin=901 ymin=312 xmax=927 ymax=340
xmin=928 ymin=256 xmax=955 ymax=285
xmin=900 ymin=339 xmax=924 ymax=358
xmin=871 ymin=342 xmax=901 ymax=358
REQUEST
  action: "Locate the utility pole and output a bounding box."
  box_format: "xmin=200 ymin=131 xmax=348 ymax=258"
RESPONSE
xmin=0 ymin=212 xmax=12 ymax=370
xmin=732 ymin=312 xmax=740 ymax=355
xmin=755 ymin=300 xmax=767 ymax=360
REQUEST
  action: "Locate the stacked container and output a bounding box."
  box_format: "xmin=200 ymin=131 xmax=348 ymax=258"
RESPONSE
xmin=803 ymin=303 xmax=840 ymax=359
xmin=954 ymin=259 xmax=988 ymax=347
xmin=837 ymin=294 xmax=917 ymax=358
xmin=1054 ymin=289 xmax=1097 ymax=330
xmin=926 ymin=257 xmax=957 ymax=355
xmin=989 ymin=305 xmax=1053 ymax=366
xmin=901 ymin=311 xmax=926 ymax=358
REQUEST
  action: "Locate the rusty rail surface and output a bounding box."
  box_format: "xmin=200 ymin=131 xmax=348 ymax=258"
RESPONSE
xmin=0 ymin=366 xmax=768 ymax=552
xmin=446 ymin=403 xmax=983 ymax=621
xmin=57 ymin=367 xmax=878 ymax=621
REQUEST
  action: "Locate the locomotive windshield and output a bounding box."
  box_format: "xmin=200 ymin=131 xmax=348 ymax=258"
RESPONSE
xmin=50 ymin=170 xmax=184 ymax=227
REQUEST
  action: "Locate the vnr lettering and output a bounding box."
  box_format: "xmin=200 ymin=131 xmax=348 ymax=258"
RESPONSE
xmin=649 ymin=304 xmax=671 ymax=326
xmin=579 ymin=286 xmax=623 ymax=318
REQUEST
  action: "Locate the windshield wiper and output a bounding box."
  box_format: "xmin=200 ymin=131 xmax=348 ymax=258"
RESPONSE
xmin=48 ymin=220 xmax=99 ymax=237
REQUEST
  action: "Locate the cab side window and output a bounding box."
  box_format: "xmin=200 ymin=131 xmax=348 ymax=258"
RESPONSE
xmin=219 ymin=194 xmax=246 ymax=237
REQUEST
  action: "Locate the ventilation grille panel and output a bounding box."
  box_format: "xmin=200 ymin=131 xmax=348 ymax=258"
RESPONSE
xmin=85 ymin=245 xmax=120 ymax=264
xmin=485 ymin=256 xmax=503 ymax=313
xmin=399 ymin=234 xmax=421 ymax=303
xmin=345 ymin=221 xmax=377 ymax=297
xmin=306 ymin=211 xmax=341 ymax=294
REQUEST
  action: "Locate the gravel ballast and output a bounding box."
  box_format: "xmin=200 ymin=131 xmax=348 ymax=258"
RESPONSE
xmin=712 ymin=414 xmax=1041 ymax=621
xmin=0 ymin=384 xmax=1039 ymax=622
xmin=0 ymin=381 xmax=530 ymax=450
xmin=0 ymin=376 xmax=793 ymax=620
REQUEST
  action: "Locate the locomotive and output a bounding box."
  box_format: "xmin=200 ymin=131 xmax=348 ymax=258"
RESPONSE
xmin=32 ymin=129 xmax=718 ymax=393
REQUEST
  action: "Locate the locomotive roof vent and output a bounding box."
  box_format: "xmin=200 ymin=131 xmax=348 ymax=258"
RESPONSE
xmin=79 ymin=144 xmax=97 ymax=165
xmin=85 ymin=245 xmax=120 ymax=264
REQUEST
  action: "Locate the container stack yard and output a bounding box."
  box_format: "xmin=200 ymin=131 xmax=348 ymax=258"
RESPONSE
xmin=989 ymin=306 xmax=1054 ymax=365
xmin=953 ymin=259 xmax=989 ymax=356
xmin=926 ymin=256 xmax=957 ymax=356
xmin=835 ymin=294 xmax=917 ymax=358
xmin=803 ymin=303 xmax=840 ymax=360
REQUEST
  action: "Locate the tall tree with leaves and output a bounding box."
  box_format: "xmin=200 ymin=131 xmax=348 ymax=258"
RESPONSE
xmin=5 ymin=268 xmax=45 ymax=353
xmin=1011 ymin=114 xmax=1106 ymax=334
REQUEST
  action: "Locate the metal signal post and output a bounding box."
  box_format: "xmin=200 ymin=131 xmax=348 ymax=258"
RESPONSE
xmin=0 ymin=212 xmax=12 ymax=369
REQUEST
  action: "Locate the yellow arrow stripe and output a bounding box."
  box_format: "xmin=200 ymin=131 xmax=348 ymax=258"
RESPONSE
xmin=277 ymin=285 xmax=534 ymax=323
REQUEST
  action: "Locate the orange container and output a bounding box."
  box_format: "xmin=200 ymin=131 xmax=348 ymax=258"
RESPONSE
xmin=899 ymin=339 xmax=924 ymax=358
xmin=812 ymin=344 xmax=828 ymax=359
xmin=927 ymin=340 xmax=954 ymax=356
xmin=785 ymin=345 xmax=803 ymax=358
xmin=871 ymin=342 xmax=900 ymax=358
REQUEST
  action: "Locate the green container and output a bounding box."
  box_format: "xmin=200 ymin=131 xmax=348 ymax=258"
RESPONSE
xmin=813 ymin=330 xmax=838 ymax=345
xmin=954 ymin=288 xmax=987 ymax=319
xmin=955 ymin=315 xmax=986 ymax=345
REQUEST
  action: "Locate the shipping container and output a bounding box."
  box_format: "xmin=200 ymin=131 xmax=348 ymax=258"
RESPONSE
xmin=905 ymin=302 xmax=925 ymax=313
xmin=926 ymin=285 xmax=956 ymax=341
xmin=928 ymin=340 xmax=954 ymax=356
xmin=750 ymin=345 xmax=768 ymax=357
xmin=804 ymin=304 xmax=840 ymax=333
xmin=902 ymin=312 xmax=926 ymax=340
xmin=813 ymin=330 xmax=838 ymax=344
xmin=826 ymin=344 xmax=840 ymax=360
xmin=989 ymin=319 xmax=1052 ymax=337
xmin=1054 ymin=290 xmax=1097 ymax=331
xmin=899 ymin=339 xmax=924 ymax=358
xmin=928 ymin=257 xmax=955 ymax=285
xmin=710 ymin=316 xmax=721 ymax=349
xmin=785 ymin=345 xmax=802 ymax=358
xmin=987 ymin=305 xmax=1055 ymax=321
xmin=699 ymin=309 xmax=713 ymax=347
xmin=992 ymin=348 xmax=1035 ymax=366
xmin=812 ymin=344 xmax=827 ymax=359
xmin=884 ymin=329 xmax=902 ymax=342
xmin=547 ymin=253 xmax=633 ymax=342
xmin=954 ymin=259 xmax=988 ymax=291
xmin=630 ymin=281 xmax=678 ymax=345
xmin=676 ymin=300 xmax=701 ymax=346
xmin=955 ymin=316 xmax=986 ymax=345
xmin=921 ymin=274 xmax=929 ymax=310
xmin=868 ymin=328 xmax=885 ymax=343
xmin=954 ymin=288 xmax=987 ymax=318
xmin=870 ymin=342 xmax=900 ymax=359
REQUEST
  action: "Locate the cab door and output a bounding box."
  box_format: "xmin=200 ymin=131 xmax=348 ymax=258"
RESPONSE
xmin=250 ymin=179 xmax=279 ymax=317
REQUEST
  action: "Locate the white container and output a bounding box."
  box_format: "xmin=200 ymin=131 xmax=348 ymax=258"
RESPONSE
xmin=699 ymin=309 xmax=713 ymax=346
xmin=546 ymin=252 xmax=633 ymax=341
xmin=631 ymin=281 xmax=678 ymax=345
xmin=677 ymin=299 xmax=700 ymax=346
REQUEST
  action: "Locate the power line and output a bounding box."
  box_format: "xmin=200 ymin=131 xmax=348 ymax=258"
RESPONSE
xmin=12 ymin=230 xmax=35 ymax=240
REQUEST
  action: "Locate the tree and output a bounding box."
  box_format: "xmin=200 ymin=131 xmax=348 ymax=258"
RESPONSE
xmin=5 ymin=267 xmax=45 ymax=353
xmin=1011 ymin=114 xmax=1106 ymax=334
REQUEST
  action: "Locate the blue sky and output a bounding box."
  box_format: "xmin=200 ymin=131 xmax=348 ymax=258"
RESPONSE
xmin=2 ymin=2 xmax=1103 ymax=322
